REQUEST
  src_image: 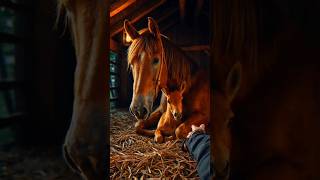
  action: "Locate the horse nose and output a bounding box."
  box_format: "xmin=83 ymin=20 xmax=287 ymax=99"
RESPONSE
xmin=215 ymin=161 xmax=230 ymax=179
xmin=129 ymin=106 xmax=134 ymax=116
xmin=174 ymin=112 xmax=182 ymax=120
xmin=132 ymin=106 xmax=148 ymax=119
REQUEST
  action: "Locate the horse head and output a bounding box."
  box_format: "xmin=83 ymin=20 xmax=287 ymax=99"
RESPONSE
xmin=124 ymin=17 xmax=167 ymax=121
xmin=212 ymin=62 xmax=242 ymax=179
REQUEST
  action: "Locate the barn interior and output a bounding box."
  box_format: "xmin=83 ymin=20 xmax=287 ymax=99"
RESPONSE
xmin=1 ymin=0 xmax=320 ymax=179
xmin=109 ymin=0 xmax=210 ymax=109
xmin=0 ymin=0 xmax=210 ymax=179
xmin=0 ymin=0 xmax=78 ymax=179
xmin=109 ymin=0 xmax=210 ymax=178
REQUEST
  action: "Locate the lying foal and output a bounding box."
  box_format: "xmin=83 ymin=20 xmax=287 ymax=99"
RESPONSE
xmin=154 ymin=83 xmax=186 ymax=143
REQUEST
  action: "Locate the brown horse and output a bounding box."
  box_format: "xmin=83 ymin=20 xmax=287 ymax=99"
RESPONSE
xmin=154 ymin=83 xmax=186 ymax=143
xmin=212 ymin=0 xmax=320 ymax=179
xmin=57 ymin=0 xmax=108 ymax=179
xmin=124 ymin=17 xmax=210 ymax=139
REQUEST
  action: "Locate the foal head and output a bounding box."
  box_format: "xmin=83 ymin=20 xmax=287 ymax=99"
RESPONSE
xmin=212 ymin=62 xmax=242 ymax=179
xmin=162 ymin=82 xmax=186 ymax=121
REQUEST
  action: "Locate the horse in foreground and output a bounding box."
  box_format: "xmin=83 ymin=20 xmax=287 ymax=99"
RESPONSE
xmin=212 ymin=0 xmax=320 ymax=179
xmin=124 ymin=17 xmax=210 ymax=139
xmin=57 ymin=0 xmax=108 ymax=179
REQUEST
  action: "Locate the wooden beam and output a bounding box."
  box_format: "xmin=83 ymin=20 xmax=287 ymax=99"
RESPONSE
xmin=161 ymin=17 xmax=179 ymax=32
xmin=181 ymin=45 xmax=210 ymax=52
xmin=110 ymin=39 xmax=121 ymax=51
xmin=158 ymin=7 xmax=178 ymax=23
xmin=195 ymin=0 xmax=205 ymax=17
xmin=179 ymin=0 xmax=186 ymax=20
xmin=111 ymin=0 xmax=166 ymax=37
xmin=110 ymin=0 xmax=136 ymax=18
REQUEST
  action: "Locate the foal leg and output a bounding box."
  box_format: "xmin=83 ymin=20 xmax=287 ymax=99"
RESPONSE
xmin=167 ymin=134 xmax=176 ymax=141
xmin=135 ymin=93 xmax=167 ymax=135
xmin=154 ymin=129 xmax=164 ymax=143
xmin=175 ymin=113 xmax=207 ymax=139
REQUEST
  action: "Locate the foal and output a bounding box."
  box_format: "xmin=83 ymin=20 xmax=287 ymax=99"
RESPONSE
xmin=154 ymin=83 xmax=186 ymax=143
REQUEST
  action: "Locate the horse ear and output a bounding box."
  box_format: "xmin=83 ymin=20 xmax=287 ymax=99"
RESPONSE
xmin=123 ymin=19 xmax=139 ymax=45
xmin=225 ymin=62 xmax=242 ymax=101
xmin=148 ymin=17 xmax=161 ymax=39
xmin=161 ymin=87 xmax=169 ymax=97
xmin=180 ymin=81 xmax=187 ymax=94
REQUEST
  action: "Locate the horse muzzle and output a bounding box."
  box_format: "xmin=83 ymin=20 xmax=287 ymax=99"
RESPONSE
xmin=130 ymin=105 xmax=150 ymax=120
xmin=214 ymin=160 xmax=230 ymax=180
xmin=173 ymin=112 xmax=182 ymax=121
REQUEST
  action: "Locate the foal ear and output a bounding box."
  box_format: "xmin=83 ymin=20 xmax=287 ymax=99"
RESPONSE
xmin=180 ymin=81 xmax=187 ymax=94
xmin=123 ymin=19 xmax=139 ymax=45
xmin=148 ymin=17 xmax=161 ymax=39
xmin=225 ymin=62 xmax=242 ymax=101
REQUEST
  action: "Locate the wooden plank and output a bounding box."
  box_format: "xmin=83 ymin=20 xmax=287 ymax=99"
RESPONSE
xmin=179 ymin=0 xmax=186 ymax=20
xmin=110 ymin=0 xmax=137 ymax=17
xmin=111 ymin=0 xmax=166 ymax=37
xmin=0 ymin=112 xmax=25 ymax=127
xmin=180 ymin=45 xmax=210 ymax=52
xmin=160 ymin=13 xmax=179 ymax=32
xmin=157 ymin=6 xmax=178 ymax=23
xmin=110 ymin=38 xmax=121 ymax=51
xmin=110 ymin=0 xmax=148 ymax=26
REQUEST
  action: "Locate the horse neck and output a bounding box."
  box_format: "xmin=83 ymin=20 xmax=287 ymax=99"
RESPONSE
xmin=67 ymin=1 xmax=108 ymax=121
xmin=162 ymin=38 xmax=196 ymax=89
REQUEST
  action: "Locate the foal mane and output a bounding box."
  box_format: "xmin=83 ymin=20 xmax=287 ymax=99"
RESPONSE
xmin=128 ymin=30 xmax=197 ymax=90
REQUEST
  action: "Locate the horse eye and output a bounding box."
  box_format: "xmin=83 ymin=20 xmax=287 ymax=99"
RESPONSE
xmin=152 ymin=58 xmax=159 ymax=65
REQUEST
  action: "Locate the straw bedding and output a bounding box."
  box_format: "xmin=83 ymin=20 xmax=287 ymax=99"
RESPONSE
xmin=110 ymin=109 xmax=199 ymax=179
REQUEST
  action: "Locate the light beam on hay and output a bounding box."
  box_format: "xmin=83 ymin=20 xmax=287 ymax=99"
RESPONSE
xmin=110 ymin=110 xmax=199 ymax=179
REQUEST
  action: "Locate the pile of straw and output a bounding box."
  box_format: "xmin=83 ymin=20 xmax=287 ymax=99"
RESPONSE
xmin=110 ymin=110 xmax=199 ymax=179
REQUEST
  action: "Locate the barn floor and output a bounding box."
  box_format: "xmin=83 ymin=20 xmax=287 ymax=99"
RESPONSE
xmin=110 ymin=109 xmax=199 ymax=179
xmin=0 ymin=145 xmax=80 ymax=180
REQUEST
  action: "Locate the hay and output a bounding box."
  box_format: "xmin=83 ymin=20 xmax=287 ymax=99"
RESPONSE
xmin=110 ymin=109 xmax=199 ymax=179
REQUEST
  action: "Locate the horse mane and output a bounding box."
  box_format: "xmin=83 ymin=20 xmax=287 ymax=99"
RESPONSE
xmin=212 ymin=0 xmax=281 ymax=95
xmin=128 ymin=30 xmax=197 ymax=90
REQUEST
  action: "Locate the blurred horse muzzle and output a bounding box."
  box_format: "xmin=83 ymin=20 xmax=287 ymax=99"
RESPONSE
xmin=215 ymin=160 xmax=230 ymax=180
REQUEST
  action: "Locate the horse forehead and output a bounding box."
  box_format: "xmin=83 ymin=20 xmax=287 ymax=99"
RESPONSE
xmin=169 ymin=92 xmax=182 ymax=103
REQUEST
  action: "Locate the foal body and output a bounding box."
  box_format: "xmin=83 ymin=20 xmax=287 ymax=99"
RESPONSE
xmin=155 ymin=85 xmax=185 ymax=143
xmin=154 ymin=104 xmax=179 ymax=143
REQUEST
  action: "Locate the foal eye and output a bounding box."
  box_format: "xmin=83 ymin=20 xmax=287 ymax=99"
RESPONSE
xmin=152 ymin=58 xmax=159 ymax=65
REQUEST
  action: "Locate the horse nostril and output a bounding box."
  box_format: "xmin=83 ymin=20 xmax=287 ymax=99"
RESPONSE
xmin=216 ymin=161 xmax=230 ymax=179
xmin=129 ymin=107 xmax=134 ymax=115
xmin=141 ymin=107 xmax=148 ymax=117
xmin=135 ymin=106 xmax=148 ymax=119
xmin=174 ymin=113 xmax=181 ymax=119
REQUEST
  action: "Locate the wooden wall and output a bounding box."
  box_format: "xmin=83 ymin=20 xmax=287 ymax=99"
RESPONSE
xmin=14 ymin=0 xmax=75 ymax=145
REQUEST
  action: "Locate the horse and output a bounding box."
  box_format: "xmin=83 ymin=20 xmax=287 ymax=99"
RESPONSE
xmin=57 ymin=0 xmax=108 ymax=179
xmin=154 ymin=83 xmax=186 ymax=143
xmin=123 ymin=17 xmax=210 ymax=140
xmin=212 ymin=0 xmax=320 ymax=179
